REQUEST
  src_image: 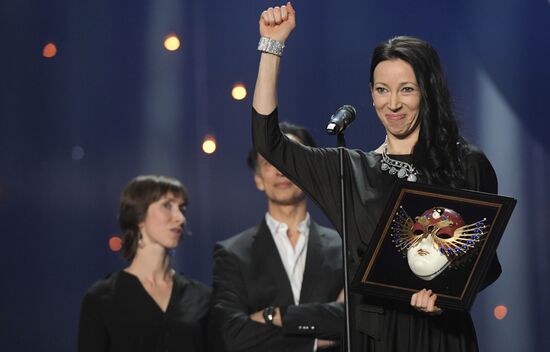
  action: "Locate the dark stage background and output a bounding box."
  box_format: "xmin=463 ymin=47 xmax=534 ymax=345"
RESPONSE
xmin=1 ymin=0 xmax=549 ymax=351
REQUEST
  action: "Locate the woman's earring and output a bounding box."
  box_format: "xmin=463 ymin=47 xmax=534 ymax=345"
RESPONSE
xmin=138 ymin=231 xmax=145 ymax=248
xmin=372 ymin=102 xmax=375 ymax=107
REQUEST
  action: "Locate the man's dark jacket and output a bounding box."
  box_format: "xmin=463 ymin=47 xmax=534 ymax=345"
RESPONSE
xmin=211 ymin=219 xmax=344 ymax=352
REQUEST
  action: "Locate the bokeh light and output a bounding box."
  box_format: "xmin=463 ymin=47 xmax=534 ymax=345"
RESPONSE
xmin=164 ymin=34 xmax=181 ymax=51
xmin=202 ymin=135 xmax=217 ymax=154
xmin=109 ymin=236 xmax=123 ymax=252
xmin=42 ymin=43 xmax=57 ymax=58
xmin=231 ymin=83 xmax=247 ymax=100
xmin=494 ymin=305 xmax=508 ymax=320
xmin=71 ymin=145 xmax=85 ymax=161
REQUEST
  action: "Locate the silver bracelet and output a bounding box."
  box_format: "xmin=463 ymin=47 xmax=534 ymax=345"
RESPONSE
xmin=257 ymin=36 xmax=284 ymax=57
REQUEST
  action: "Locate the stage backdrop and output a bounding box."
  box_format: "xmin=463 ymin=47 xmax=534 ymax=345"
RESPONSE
xmin=1 ymin=0 xmax=548 ymax=351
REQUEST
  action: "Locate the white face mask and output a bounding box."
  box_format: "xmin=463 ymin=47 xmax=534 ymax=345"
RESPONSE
xmin=391 ymin=206 xmax=489 ymax=281
xmin=406 ymin=234 xmax=450 ymax=281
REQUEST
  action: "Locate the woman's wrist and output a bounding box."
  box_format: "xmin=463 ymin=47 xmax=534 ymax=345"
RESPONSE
xmin=257 ymin=36 xmax=285 ymax=56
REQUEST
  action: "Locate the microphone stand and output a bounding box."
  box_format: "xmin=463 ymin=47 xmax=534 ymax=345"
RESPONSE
xmin=336 ymin=132 xmax=351 ymax=352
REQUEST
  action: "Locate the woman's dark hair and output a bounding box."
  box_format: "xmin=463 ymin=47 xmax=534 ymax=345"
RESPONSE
xmin=370 ymin=36 xmax=467 ymax=187
xmin=118 ymin=175 xmax=187 ymax=261
xmin=247 ymin=121 xmax=317 ymax=171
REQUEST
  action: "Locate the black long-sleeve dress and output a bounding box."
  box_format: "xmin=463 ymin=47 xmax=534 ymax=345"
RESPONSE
xmin=78 ymin=271 xmax=211 ymax=352
xmin=252 ymin=108 xmax=502 ymax=352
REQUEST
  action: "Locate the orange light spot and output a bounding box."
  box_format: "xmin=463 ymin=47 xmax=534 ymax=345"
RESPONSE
xmin=43 ymin=43 xmax=57 ymax=58
xmin=494 ymin=305 xmax=508 ymax=320
xmin=202 ymin=135 xmax=217 ymax=154
xmin=231 ymin=83 xmax=247 ymax=100
xmin=164 ymin=34 xmax=181 ymax=51
xmin=109 ymin=236 xmax=123 ymax=252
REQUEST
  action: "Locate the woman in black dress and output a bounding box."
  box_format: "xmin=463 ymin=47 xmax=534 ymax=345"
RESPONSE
xmin=78 ymin=175 xmax=211 ymax=352
xmin=251 ymin=3 xmax=501 ymax=351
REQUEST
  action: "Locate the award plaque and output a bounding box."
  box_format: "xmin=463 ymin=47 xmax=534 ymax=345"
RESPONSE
xmin=351 ymin=181 xmax=516 ymax=311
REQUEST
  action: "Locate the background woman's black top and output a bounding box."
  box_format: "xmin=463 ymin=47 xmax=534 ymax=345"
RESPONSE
xmin=252 ymin=108 xmax=502 ymax=352
xmin=78 ymin=271 xmax=211 ymax=352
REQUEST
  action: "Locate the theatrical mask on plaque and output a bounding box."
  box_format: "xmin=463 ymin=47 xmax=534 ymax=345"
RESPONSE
xmin=390 ymin=206 xmax=488 ymax=281
xmin=351 ymin=182 xmax=515 ymax=311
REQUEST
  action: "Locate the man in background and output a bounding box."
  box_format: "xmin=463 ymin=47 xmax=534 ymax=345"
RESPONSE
xmin=211 ymin=122 xmax=344 ymax=351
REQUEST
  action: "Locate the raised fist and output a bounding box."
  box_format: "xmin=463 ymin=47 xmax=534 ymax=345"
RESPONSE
xmin=259 ymin=2 xmax=296 ymax=43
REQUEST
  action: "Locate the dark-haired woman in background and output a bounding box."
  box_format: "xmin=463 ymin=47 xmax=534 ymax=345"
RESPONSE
xmin=78 ymin=175 xmax=211 ymax=352
xmin=251 ymin=3 xmax=501 ymax=351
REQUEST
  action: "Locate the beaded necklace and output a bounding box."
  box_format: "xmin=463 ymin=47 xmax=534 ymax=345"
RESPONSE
xmin=380 ymin=144 xmax=419 ymax=182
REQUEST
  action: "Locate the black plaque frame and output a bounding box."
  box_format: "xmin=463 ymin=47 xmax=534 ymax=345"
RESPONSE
xmin=351 ymin=181 xmax=516 ymax=311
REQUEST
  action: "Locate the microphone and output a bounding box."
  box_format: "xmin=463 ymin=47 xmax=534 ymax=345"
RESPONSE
xmin=325 ymin=105 xmax=356 ymax=135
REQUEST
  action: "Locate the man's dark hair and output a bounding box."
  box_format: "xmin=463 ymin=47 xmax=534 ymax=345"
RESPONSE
xmin=247 ymin=122 xmax=317 ymax=171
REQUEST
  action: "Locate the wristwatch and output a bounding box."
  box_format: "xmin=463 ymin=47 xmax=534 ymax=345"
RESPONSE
xmin=263 ymin=306 xmax=276 ymax=325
